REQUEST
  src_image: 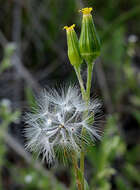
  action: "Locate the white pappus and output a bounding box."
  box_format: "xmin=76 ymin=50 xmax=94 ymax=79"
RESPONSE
xmin=24 ymin=86 xmax=102 ymax=165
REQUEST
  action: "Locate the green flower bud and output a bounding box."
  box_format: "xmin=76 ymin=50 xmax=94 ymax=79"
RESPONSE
xmin=79 ymin=8 xmax=101 ymax=63
xmin=64 ymin=24 xmax=82 ymax=67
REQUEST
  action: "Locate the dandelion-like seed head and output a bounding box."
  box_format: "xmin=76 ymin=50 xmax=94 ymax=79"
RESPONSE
xmin=24 ymin=86 xmax=102 ymax=165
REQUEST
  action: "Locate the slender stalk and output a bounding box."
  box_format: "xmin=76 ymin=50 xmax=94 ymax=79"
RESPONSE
xmin=73 ymin=65 xmax=87 ymax=190
xmin=86 ymin=62 xmax=94 ymax=101
xmin=74 ymin=66 xmax=86 ymax=100
xmin=80 ymin=130 xmax=85 ymax=190
xmin=74 ymin=65 xmax=86 ymax=190
xmin=74 ymin=62 xmax=94 ymax=189
xmin=80 ymin=61 xmax=94 ymax=189
xmin=72 ymin=153 xmax=82 ymax=190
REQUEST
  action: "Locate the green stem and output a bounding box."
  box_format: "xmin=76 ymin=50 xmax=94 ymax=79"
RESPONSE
xmin=74 ymin=62 xmax=94 ymax=190
xmin=80 ymin=131 xmax=85 ymax=190
xmin=73 ymin=65 xmax=86 ymax=190
xmin=74 ymin=66 xmax=86 ymax=100
xmin=86 ymin=62 xmax=94 ymax=101
xmin=72 ymin=153 xmax=82 ymax=190
xmin=80 ymin=61 xmax=94 ymax=189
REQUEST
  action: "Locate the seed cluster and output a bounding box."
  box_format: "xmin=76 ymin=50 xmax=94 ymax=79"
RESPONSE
xmin=24 ymin=86 xmax=102 ymax=164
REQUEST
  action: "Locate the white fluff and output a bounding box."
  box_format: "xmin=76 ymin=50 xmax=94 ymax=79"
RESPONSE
xmin=24 ymin=86 xmax=102 ymax=165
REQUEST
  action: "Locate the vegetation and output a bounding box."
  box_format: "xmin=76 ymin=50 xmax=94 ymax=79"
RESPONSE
xmin=0 ymin=0 xmax=140 ymax=189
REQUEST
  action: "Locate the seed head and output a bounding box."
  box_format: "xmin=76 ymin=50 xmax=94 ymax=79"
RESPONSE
xmin=24 ymin=86 xmax=102 ymax=165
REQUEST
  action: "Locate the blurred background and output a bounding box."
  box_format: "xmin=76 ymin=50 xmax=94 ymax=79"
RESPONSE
xmin=0 ymin=0 xmax=140 ymax=189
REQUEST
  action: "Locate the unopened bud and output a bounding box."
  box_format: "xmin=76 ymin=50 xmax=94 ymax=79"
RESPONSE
xmin=79 ymin=8 xmax=101 ymax=63
xmin=64 ymin=24 xmax=82 ymax=67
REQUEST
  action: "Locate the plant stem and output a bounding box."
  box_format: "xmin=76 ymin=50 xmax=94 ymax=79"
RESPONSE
xmin=80 ymin=61 xmax=94 ymax=189
xmin=74 ymin=62 xmax=94 ymax=189
xmin=72 ymin=153 xmax=82 ymax=190
xmin=86 ymin=62 xmax=94 ymax=101
xmin=74 ymin=66 xmax=86 ymax=100
xmin=74 ymin=65 xmax=87 ymax=190
xmin=80 ymin=131 xmax=85 ymax=190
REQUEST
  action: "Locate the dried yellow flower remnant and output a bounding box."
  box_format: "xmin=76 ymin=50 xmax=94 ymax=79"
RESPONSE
xmin=79 ymin=7 xmax=93 ymax=15
xmin=63 ymin=24 xmax=75 ymax=31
